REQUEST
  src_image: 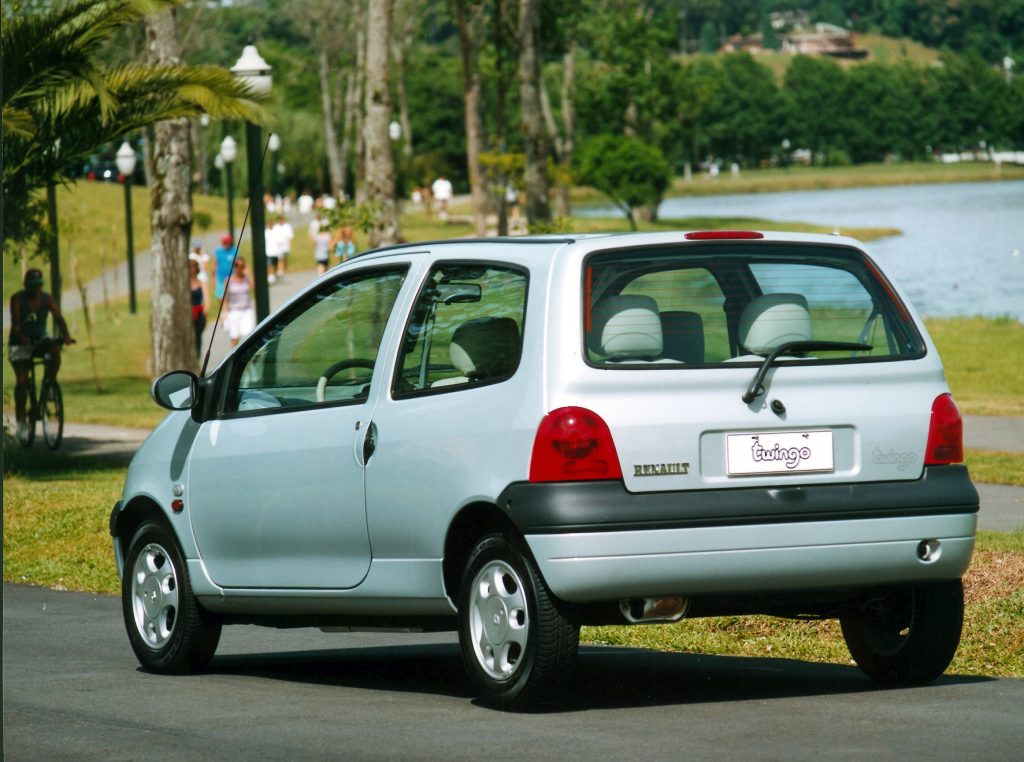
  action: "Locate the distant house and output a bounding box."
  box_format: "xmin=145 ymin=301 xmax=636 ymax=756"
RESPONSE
xmin=718 ymin=21 xmax=867 ymax=59
xmin=769 ymin=9 xmax=810 ymax=31
xmin=782 ymin=23 xmax=868 ymax=59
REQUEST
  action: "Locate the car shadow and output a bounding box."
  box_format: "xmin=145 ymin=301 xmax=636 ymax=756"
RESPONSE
xmin=206 ymin=642 xmax=993 ymax=712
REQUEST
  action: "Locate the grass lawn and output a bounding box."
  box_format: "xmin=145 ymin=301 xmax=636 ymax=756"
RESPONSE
xmin=658 ymin=161 xmax=1024 ymax=199
xmin=3 ymin=439 xmax=1021 ymax=677
xmin=581 ymin=530 xmax=1024 ymax=678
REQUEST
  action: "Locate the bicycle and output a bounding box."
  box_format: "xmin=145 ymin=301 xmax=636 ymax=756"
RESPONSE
xmin=15 ymin=337 xmax=69 ymax=450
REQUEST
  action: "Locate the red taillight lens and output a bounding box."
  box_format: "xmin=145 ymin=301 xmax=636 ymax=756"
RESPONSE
xmin=684 ymin=230 xmax=764 ymax=240
xmin=529 ymin=407 xmax=623 ymax=482
xmin=925 ymin=393 xmax=963 ymax=465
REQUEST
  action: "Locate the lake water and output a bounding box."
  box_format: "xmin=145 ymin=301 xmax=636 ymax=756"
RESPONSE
xmin=580 ymin=180 xmax=1024 ymax=321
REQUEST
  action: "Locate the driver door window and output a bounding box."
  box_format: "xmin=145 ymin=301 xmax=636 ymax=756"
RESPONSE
xmin=228 ymin=268 xmax=407 ymax=412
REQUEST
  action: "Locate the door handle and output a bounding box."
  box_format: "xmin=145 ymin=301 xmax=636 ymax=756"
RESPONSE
xmin=362 ymin=422 xmax=377 ymax=462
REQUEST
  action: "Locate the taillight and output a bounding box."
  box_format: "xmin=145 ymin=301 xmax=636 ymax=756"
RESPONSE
xmin=529 ymin=407 xmax=623 ymax=482
xmin=925 ymin=393 xmax=963 ymax=465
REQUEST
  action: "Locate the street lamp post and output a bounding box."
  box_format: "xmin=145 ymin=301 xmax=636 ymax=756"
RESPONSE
xmin=115 ymin=141 xmax=138 ymax=314
xmin=232 ymin=43 xmax=273 ymax=322
xmin=220 ymin=135 xmax=237 ymax=241
xmin=198 ymin=114 xmax=210 ymax=195
xmin=267 ymin=132 xmax=280 ymax=199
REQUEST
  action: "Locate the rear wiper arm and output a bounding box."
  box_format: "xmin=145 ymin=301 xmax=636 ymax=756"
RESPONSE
xmin=742 ymin=340 xmax=873 ymax=404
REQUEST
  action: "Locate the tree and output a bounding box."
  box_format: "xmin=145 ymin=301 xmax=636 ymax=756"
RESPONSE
xmin=783 ymin=55 xmax=848 ymax=160
xmin=363 ymin=0 xmax=400 ymax=247
xmin=576 ymin=134 xmax=669 ymax=230
xmin=518 ymin=0 xmax=551 ymax=225
xmin=699 ymin=20 xmax=718 ymax=53
xmin=290 ymin=0 xmax=355 ymax=199
xmin=145 ymin=6 xmax=195 ymax=374
xmin=1 ymin=0 xmax=265 ymax=253
xmin=453 ymin=0 xmax=489 ymax=236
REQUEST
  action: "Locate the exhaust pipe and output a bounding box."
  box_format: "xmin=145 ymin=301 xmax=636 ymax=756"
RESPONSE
xmin=619 ymin=596 xmax=690 ymax=623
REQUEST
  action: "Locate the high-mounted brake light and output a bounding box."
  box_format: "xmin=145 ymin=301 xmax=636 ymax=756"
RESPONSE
xmin=684 ymin=230 xmax=764 ymax=240
xmin=925 ymin=393 xmax=963 ymax=465
xmin=530 ymin=407 xmax=623 ymax=482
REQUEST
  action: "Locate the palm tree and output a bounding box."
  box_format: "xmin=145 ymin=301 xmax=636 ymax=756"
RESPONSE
xmin=2 ymin=0 xmax=267 ymax=248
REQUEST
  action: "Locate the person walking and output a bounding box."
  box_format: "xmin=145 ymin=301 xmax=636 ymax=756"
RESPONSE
xmin=264 ymin=219 xmax=281 ymax=285
xmin=189 ymin=239 xmax=210 ymax=283
xmin=310 ymin=213 xmax=332 ymax=275
xmin=332 ymin=225 xmax=357 ymax=264
xmin=431 ymin=174 xmax=453 ymax=221
xmin=189 ymin=259 xmax=209 ymax=361
xmin=214 ymin=234 xmax=235 ymax=300
xmin=223 ymin=258 xmax=256 ymax=347
xmin=273 ymin=214 xmax=294 ymax=278
xmin=7 ymin=269 xmax=73 ymax=440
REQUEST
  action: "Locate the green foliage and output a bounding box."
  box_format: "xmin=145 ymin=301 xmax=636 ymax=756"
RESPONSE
xmin=2 ymin=0 xmax=269 ymax=253
xmin=576 ymin=134 xmax=670 ymax=229
xmin=700 ymin=20 xmax=719 ymax=53
xmin=321 ymin=200 xmax=385 ymax=236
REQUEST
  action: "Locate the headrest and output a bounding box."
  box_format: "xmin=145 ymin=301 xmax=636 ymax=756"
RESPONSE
xmin=591 ymin=295 xmax=663 ymax=360
xmin=660 ymin=311 xmax=704 ymax=363
xmin=449 ymin=317 xmax=521 ymax=379
xmin=739 ymin=293 xmax=812 ymax=354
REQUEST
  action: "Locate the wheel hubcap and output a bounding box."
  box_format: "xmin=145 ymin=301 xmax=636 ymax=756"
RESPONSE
xmin=131 ymin=543 xmax=179 ymax=650
xmin=469 ymin=560 xmax=529 ymax=681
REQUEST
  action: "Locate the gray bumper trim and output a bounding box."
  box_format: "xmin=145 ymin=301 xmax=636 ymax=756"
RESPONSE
xmin=499 ymin=465 xmax=978 ymax=534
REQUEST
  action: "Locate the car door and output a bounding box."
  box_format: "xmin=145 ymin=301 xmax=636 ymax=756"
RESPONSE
xmin=186 ymin=266 xmax=409 ymax=589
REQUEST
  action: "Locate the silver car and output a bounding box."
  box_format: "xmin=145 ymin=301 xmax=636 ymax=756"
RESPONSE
xmin=112 ymin=231 xmax=978 ymax=709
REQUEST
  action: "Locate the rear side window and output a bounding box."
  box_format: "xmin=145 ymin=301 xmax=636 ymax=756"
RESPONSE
xmin=393 ymin=263 xmax=527 ymax=396
xmin=584 ymin=243 xmax=924 ymax=367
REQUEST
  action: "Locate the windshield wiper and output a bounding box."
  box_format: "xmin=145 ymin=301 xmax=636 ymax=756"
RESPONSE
xmin=742 ymin=340 xmax=873 ymax=404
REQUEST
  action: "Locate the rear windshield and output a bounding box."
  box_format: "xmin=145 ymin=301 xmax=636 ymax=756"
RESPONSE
xmin=583 ymin=243 xmax=924 ymax=367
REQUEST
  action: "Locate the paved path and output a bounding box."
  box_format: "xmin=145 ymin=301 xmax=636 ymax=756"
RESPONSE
xmin=5 ymin=582 xmax=1024 ymax=761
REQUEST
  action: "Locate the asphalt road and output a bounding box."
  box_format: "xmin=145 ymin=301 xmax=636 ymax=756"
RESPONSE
xmin=4 ymin=583 xmax=1023 ymax=760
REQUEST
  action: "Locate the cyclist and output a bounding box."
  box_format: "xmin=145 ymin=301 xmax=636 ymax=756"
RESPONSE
xmin=7 ymin=268 xmax=73 ymax=440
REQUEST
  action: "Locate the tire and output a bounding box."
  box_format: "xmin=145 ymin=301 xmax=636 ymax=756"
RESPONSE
xmin=17 ymin=382 xmax=36 ymax=448
xmin=457 ymin=534 xmax=579 ymax=710
xmin=40 ymin=379 xmax=63 ymax=450
xmin=122 ymin=521 xmax=222 ymax=674
xmin=840 ymin=580 xmax=964 ymax=685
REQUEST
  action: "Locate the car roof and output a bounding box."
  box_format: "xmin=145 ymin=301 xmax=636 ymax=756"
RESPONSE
xmin=353 ymin=230 xmax=868 ymax=265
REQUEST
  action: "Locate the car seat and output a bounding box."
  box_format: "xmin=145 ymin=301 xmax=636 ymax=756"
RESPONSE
xmin=737 ymin=293 xmax=812 ymax=356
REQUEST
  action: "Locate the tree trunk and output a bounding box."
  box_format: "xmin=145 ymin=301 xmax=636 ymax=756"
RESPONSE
xmin=340 ymin=70 xmax=357 ymax=199
xmin=353 ymin=2 xmax=369 ymax=205
xmin=146 ymin=8 xmax=196 ymax=376
xmin=392 ymin=39 xmax=413 ymax=158
xmin=493 ymin=0 xmax=513 ymax=236
xmin=455 ymin=0 xmax=488 ymax=237
xmin=363 ymin=0 xmax=399 ymax=247
xmin=557 ymin=44 xmax=576 ymax=218
xmin=539 ymin=43 xmax=575 ymax=219
xmin=319 ymin=50 xmax=344 ymax=199
xmin=518 ymin=0 xmax=550 ymax=226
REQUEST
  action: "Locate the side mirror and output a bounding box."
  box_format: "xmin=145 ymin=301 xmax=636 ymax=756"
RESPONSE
xmin=152 ymin=370 xmax=198 ymax=411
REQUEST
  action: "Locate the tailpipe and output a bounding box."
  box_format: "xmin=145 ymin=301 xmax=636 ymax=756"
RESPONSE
xmin=619 ymin=596 xmax=690 ymax=623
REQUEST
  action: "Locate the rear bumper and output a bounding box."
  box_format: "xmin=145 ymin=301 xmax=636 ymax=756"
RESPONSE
xmin=501 ymin=466 xmax=978 ymax=602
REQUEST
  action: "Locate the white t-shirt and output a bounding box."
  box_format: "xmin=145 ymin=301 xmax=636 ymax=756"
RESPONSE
xmin=431 ymin=177 xmax=453 ymax=202
xmin=264 ymin=226 xmax=284 ymax=258
xmin=273 ymin=221 xmax=294 ymax=253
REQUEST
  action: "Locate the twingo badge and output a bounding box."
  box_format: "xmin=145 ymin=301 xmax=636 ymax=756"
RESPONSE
xmin=633 ymin=462 xmax=690 ymax=477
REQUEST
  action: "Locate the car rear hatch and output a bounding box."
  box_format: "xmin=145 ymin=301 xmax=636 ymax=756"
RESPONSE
xmin=570 ymin=236 xmax=952 ymax=494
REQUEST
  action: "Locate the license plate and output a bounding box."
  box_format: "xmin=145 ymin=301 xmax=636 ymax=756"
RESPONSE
xmin=726 ymin=430 xmax=834 ymax=476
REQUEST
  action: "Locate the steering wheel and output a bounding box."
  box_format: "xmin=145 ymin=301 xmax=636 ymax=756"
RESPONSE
xmin=315 ymin=358 xmax=376 ymax=402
